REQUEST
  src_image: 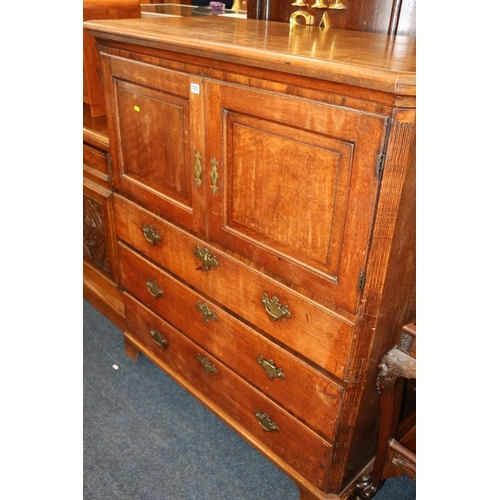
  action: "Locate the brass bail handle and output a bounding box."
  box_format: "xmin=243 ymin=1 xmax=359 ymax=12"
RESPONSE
xmin=254 ymin=410 xmax=279 ymax=432
xmin=142 ymin=224 xmax=161 ymax=246
xmin=196 ymin=301 xmax=218 ymax=323
xmin=194 ymin=246 xmax=219 ymax=271
xmin=257 ymin=356 xmax=285 ymax=380
xmin=196 ymin=354 xmax=218 ymax=375
xmin=150 ymin=328 xmax=168 ymax=348
xmin=261 ymin=293 xmax=291 ymax=321
xmin=146 ymin=279 xmax=164 ymax=299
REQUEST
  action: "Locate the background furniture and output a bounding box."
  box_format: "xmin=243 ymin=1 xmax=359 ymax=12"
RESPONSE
xmin=84 ymin=14 xmax=415 ymax=500
xmin=83 ymin=0 xmax=142 ymax=117
xmin=83 ymin=0 xmax=141 ymax=329
xmin=356 ymin=323 xmax=416 ymax=498
xmin=247 ymin=0 xmax=415 ymax=36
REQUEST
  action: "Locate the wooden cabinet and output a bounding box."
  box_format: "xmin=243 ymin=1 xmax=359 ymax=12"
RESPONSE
xmin=84 ymin=16 xmax=415 ymax=499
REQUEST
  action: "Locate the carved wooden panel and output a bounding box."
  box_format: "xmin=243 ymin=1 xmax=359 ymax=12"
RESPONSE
xmin=84 ymin=194 xmax=112 ymax=277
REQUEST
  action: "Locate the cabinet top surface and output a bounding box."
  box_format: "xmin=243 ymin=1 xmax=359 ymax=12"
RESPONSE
xmin=84 ymin=17 xmax=416 ymax=96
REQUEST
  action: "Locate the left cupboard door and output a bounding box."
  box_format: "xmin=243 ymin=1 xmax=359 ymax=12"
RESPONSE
xmin=101 ymin=54 xmax=207 ymax=234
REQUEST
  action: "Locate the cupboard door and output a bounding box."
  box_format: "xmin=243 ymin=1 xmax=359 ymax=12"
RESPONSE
xmin=103 ymin=55 xmax=207 ymax=234
xmin=205 ymin=82 xmax=388 ymax=313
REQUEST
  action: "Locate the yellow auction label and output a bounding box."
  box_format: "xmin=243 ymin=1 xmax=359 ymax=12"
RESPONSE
xmin=134 ymin=105 xmax=140 ymax=112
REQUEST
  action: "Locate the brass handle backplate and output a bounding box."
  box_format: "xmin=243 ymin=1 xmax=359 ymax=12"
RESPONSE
xmin=142 ymin=224 xmax=161 ymax=246
xmin=196 ymin=301 xmax=218 ymax=323
xmin=257 ymin=356 xmax=285 ymax=380
xmin=150 ymin=328 xmax=168 ymax=348
xmin=254 ymin=410 xmax=279 ymax=432
xmin=196 ymin=354 xmax=218 ymax=375
xmin=261 ymin=293 xmax=291 ymax=321
xmin=194 ymin=246 xmax=219 ymax=270
xmin=146 ymin=279 xmax=164 ymax=299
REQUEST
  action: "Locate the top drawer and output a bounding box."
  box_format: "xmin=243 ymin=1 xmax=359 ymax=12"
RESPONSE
xmin=114 ymin=194 xmax=353 ymax=380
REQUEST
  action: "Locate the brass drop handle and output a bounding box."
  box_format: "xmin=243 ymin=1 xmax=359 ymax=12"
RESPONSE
xmin=196 ymin=354 xmax=218 ymax=375
xmin=261 ymin=293 xmax=291 ymax=321
xmin=146 ymin=279 xmax=164 ymax=299
xmin=150 ymin=328 xmax=168 ymax=348
xmin=142 ymin=224 xmax=161 ymax=246
xmin=196 ymin=301 xmax=218 ymax=323
xmin=254 ymin=410 xmax=279 ymax=432
xmin=194 ymin=246 xmax=219 ymax=270
xmin=257 ymin=356 xmax=285 ymax=380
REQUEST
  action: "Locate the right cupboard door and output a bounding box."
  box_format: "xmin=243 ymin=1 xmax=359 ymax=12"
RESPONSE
xmin=205 ymin=81 xmax=389 ymax=314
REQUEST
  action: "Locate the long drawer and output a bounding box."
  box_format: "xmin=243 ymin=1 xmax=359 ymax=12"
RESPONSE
xmin=120 ymin=245 xmax=343 ymax=440
xmin=114 ymin=194 xmax=353 ymax=379
xmin=123 ymin=292 xmax=333 ymax=489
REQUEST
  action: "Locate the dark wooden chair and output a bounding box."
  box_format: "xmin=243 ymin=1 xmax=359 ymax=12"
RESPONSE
xmin=355 ymin=323 xmax=416 ymax=499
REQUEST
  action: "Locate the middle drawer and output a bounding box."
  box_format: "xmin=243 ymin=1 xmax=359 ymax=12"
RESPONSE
xmin=119 ymin=242 xmax=343 ymax=441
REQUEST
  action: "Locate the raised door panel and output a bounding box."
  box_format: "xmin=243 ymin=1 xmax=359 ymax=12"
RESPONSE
xmin=103 ymin=55 xmax=207 ymax=233
xmin=205 ymin=82 xmax=388 ymax=313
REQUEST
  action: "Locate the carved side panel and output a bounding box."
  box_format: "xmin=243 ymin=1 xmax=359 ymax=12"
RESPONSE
xmin=84 ymin=195 xmax=112 ymax=276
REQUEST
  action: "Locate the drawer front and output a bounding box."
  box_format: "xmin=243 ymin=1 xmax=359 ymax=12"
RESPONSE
xmin=123 ymin=292 xmax=333 ymax=489
xmin=120 ymin=251 xmax=342 ymax=440
xmin=114 ymin=195 xmax=353 ymax=380
xmin=83 ymin=142 xmax=110 ymax=184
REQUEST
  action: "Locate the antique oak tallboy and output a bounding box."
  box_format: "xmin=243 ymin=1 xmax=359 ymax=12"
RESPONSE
xmin=84 ymin=16 xmax=416 ymax=500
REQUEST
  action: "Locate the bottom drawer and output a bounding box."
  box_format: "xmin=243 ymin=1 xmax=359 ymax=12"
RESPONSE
xmin=124 ymin=292 xmax=333 ymax=489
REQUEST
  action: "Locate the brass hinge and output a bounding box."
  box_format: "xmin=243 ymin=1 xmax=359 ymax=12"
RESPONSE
xmin=376 ymin=153 xmax=385 ymax=177
xmin=358 ymin=270 xmax=366 ymax=291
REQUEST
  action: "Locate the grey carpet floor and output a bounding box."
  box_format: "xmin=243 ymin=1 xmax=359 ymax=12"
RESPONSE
xmin=83 ymin=299 xmax=415 ymax=499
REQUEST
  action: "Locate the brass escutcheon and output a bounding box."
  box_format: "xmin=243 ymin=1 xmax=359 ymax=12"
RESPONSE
xmin=210 ymin=158 xmax=219 ymax=194
xmin=261 ymin=293 xmax=291 ymax=321
xmin=194 ymin=246 xmax=219 ymax=270
xmin=146 ymin=279 xmax=164 ymax=299
xmin=196 ymin=354 xmax=218 ymax=375
xmin=142 ymin=224 xmax=161 ymax=246
xmin=254 ymin=410 xmax=279 ymax=432
xmin=257 ymin=356 xmax=285 ymax=380
xmin=196 ymin=301 xmax=218 ymax=323
xmin=194 ymin=151 xmax=202 ymax=187
xmin=150 ymin=328 xmax=168 ymax=348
